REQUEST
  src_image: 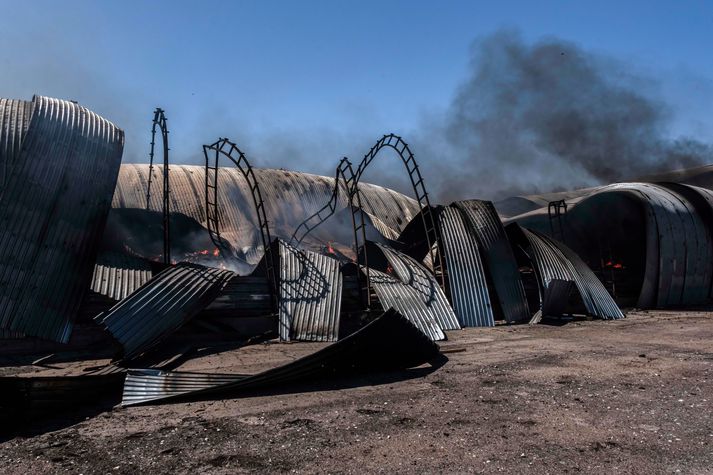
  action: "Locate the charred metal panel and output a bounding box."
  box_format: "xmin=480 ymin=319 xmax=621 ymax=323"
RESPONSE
xmin=122 ymin=308 xmax=440 ymax=406
xmin=437 ymin=206 xmax=494 ymax=327
xmin=95 ymin=263 xmax=233 ymax=360
xmin=278 ymin=240 xmax=342 ymax=341
xmin=657 ymin=182 xmax=713 ymax=301
xmin=112 ymin=165 xmax=419 ymax=262
xmin=368 ymin=268 xmax=445 ymax=341
xmin=521 ymin=227 xmax=624 ymax=319
xmin=454 ymin=200 xmax=530 ymax=324
xmin=587 ymin=183 xmax=710 ymax=307
xmin=90 ymin=252 xmax=153 ymax=302
xmin=375 ymin=242 xmax=460 ymax=332
xmin=0 ymin=96 xmax=124 ymax=342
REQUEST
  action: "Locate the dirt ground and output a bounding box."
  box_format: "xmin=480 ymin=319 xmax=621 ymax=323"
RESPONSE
xmin=1 ymin=310 xmax=712 ymax=474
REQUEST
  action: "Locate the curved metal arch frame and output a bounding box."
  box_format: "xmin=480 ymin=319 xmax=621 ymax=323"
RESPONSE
xmin=353 ymin=134 xmax=445 ymax=290
xmin=145 ymin=108 xmax=170 ymax=264
xmin=203 ymin=138 xmax=278 ymax=310
xmin=290 ymin=157 xmax=371 ymax=307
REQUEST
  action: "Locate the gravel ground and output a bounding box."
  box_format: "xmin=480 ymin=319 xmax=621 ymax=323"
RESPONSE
xmin=1 ymin=310 xmax=712 ymax=474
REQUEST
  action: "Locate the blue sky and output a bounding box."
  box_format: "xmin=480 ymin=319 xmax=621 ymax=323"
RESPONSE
xmin=1 ymin=1 xmax=712 ymax=196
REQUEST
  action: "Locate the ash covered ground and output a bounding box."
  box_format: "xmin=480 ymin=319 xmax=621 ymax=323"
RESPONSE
xmin=1 ymin=311 xmax=711 ymax=474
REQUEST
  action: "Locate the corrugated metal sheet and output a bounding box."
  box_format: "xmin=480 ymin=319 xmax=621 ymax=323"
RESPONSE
xmin=521 ymin=227 xmax=624 ymax=319
xmin=453 ymin=200 xmax=530 ymax=324
xmin=375 ymin=243 xmax=460 ymax=332
xmin=90 ymin=251 xmax=153 ymax=301
xmin=437 ymin=206 xmax=494 ymax=327
xmin=0 ymin=95 xmax=124 ymax=342
xmin=658 ymin=183 xmax=713 ymax=301
xmin=0 ymin=98 xmax=33 ymax=192
xmin=122 ymin=308 xmax=440 ymax=406
xmin=583 ymin=183 xmax=711 ymax=307
xmin=368 ymin=268 xmax=445 ymax=341
xmin=112 ymin=164 xmax=419 ymax=262
xmin=278 ymin=239 xmax=342 ymax=341
xmin=95 ymin=263 xmax=234 ymax=360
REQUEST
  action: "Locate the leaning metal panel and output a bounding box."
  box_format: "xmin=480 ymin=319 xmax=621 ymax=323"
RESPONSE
xmin=437 ymin=206 xmax=495 ymax=327
xmin=454 ymin=200 xmax=530 ymax=323
xmin=0 ymin=96 xmax=124 ymax=341
xmin=522 ymin=227 xmax=624 ymax=319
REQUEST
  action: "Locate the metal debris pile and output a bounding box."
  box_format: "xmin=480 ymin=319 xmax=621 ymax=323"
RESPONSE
xmin=2 ymin=95 xmax=712 ymax=422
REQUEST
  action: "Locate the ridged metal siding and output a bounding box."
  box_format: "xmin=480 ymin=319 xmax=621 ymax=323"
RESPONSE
xmin=523 ymin=228 xmax=624 ymax=319
xmin=454 ymin=200 xmax=530 ymax=323
xmin=90 ymin=251 xmax=153 ymax=301
xmin=657 ymin=183 xmax=713 ymax=302
xmin=0 ymin=98 xmax=33 ymax=191
xmin=368 ymin=268 xmax=445 ymax=341
xmin=112 ymin=165 xmax=419 ymax=258
xmin=375 ymin=243 xmax=460 ymax=332
xmin=583 ymin=183 xmax=711 ymax=307
xmin=0 ymin=96 xmax=124 ymax=342
xmin=278 ymin=240 xmax=342 ymax=341
xmin=95 ymin=263 xmax=233 ymax=360
xmin=122 ymin=308 xmax=440 ymax=406
xmin=437 ymin=206 xmax=494 ymax=327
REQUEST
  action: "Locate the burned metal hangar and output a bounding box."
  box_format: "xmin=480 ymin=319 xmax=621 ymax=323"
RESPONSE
xmin=0 ymin=93 xmax=710 ymax=414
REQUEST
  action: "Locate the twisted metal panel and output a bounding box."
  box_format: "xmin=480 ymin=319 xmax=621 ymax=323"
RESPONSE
xmin=521 ymin=227 xmax=624 ymax=319
xmin=122 ymin=308 xmax=440 ymax=406
xmin=278 ymin=239 xmax=342 ymax=341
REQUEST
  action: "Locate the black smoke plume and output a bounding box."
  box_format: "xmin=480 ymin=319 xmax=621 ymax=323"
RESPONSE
xmin=422 ymin=31 xmax=713 ymax=202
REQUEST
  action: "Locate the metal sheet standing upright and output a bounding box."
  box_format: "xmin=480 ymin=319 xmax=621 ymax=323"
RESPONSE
xmin=0 ymin=96 xmax=124 ymax=342
xmin=278 ymin=239 xmax=343 ymax=341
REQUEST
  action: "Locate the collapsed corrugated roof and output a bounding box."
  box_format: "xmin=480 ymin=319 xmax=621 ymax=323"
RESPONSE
xmin=363 ymin=242 xmax=459 ymax=340
xmin=0 ymin=96 xmax=124 ymax=342
xmin=121 ymin=308 xmax=441 ymax=406
xmin=95 ymin=263 xmax=234 ymax=360
xmin=509 ymin=182 xmax=713 ymax=309
xmin=510 ymin=224 xmax=623 ymax=319
xmin=278 ymin=239 xmax=343 ymax=341
xmin=112 ymin=164 xmax=420 ymax=258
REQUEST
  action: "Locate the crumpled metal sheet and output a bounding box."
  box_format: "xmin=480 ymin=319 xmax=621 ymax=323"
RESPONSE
xmin=278 ymin=239 xmax=342 ymax=342
xmin=375 ymin=243 xmax=460 ymax=331
xmin=518 ymin=226 xmax=624 ymax=319
xmin=95 ymin=263 xmax=234 ymax=360
xmin=121 ymin=308 xmax=441 ymax=406
xmin=0 ymin=96 xmax=124 ymax=342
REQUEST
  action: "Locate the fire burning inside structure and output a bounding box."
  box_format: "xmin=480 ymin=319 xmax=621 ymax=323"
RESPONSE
xmin=1 ymin=93 xmax=712 ymax=417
